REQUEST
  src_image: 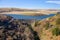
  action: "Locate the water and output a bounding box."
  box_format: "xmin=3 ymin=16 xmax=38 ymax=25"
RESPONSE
xmin=5 ymin=14 xmax=55 ymax=20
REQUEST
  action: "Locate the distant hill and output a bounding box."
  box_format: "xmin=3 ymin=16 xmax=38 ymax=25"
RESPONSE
xmin=0 ymin=8 xmax=60 ymax=16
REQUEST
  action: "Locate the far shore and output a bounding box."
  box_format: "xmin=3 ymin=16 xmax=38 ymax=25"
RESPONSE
xmin=0 ymin=11 xmax=57 ymax=16
xmin=0 ymin=12 xmax=47 ymax=16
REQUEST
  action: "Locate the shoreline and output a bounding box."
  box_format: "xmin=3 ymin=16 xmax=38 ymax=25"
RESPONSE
xmin=0 ymin=11 xmax=57 ymax=16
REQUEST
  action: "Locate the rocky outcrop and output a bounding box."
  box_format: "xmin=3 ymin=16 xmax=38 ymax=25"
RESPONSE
xmin=0 ymin=14 xmax=40 ymax=40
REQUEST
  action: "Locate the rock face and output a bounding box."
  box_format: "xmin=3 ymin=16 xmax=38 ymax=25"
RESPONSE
xmin=0 ymin=14 xmax=40 ymax=40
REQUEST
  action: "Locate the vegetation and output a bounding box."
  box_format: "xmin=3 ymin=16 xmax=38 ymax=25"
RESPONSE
xmin=28 ymin=24 xmax=40 ymax=40
xmin=45 ymin=22 xmax=50 ymax=30
xmin=52 ymin=27 xmax=60 ymax=36
xmin=35 ymin=20 xmax=41 ymax=27
xmin=56 ymin=18 xmax=60 ymax=25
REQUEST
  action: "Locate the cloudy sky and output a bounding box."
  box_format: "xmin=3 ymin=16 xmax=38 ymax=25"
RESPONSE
xmin=0 ymin=0 xmax=60 ymax=9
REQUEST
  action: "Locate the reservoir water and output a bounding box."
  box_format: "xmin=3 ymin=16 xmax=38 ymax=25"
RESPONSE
xmin=5 ymin=14 xmax=55 ymax=20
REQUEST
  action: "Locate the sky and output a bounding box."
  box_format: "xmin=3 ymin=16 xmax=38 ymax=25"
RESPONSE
xmin=0 ymin=0 xmax=60 ymax=9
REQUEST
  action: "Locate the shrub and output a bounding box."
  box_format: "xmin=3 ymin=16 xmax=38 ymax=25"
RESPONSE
xmin=35 ymin=20 xmax=40 ymax=27
xmin=52 ymin=27 xmax=60 ymax=36
xmin=45 ymin=22 xmax=50 ymax=30
xmin=56 ymin=18 xmax=60 ymax=25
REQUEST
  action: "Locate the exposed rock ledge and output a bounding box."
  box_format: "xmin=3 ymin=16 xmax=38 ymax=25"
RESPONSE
xmin=0 ymin=14 xmax=40 ymax=40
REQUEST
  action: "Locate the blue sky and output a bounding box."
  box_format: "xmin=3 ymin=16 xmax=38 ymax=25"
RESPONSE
xmin=0 ymin=0 xmax=60 ymax=9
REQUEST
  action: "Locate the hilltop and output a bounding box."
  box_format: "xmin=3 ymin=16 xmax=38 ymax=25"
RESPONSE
xmin=0 ymin=8 xmax=60 ymax=16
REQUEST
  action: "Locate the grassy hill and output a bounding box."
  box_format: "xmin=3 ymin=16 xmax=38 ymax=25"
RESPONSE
xmin=32 ymin=13 xmax=60 ymax=40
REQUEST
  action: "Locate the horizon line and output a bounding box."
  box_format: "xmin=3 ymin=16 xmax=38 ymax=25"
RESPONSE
xmin=0 ymin=7 xmax=60 ymax=10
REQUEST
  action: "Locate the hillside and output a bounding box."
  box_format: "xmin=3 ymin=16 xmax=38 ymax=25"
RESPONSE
xmin=32 ymin=13 xmax=60 ymax=40
xmin=0 ymin=8 xmax=60 ymax=16
xmin=0 ymin=14 xmax=40 ymax=40
xmin=0 ymin=12 xmax=60 ymax=40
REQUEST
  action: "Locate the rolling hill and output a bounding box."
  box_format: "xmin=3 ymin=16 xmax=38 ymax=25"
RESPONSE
xmin=0 ymin=8 xmax=60 ymax=16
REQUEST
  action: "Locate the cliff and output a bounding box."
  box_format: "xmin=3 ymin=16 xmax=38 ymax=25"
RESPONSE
xmin=0 ymin=14 xmax=40 ymax=40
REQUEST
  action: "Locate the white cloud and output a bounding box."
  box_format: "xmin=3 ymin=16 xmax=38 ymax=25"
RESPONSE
xmin=46 ymin=1 xmax=60 ymax=4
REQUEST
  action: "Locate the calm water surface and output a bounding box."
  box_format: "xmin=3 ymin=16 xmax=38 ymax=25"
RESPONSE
xmin=5 ymin=14 xmax=55 ymax=20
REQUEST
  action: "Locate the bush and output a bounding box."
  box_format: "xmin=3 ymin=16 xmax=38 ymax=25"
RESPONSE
xmin=45 ymin=22 xmax=50 ymax=30
xmin=56 ymin=18 xmax=60 ymax=25
xmin=35 ymin=20 xmax=40 ymax=27
xmin=52 ymin=27 xmax=60 ymax=36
